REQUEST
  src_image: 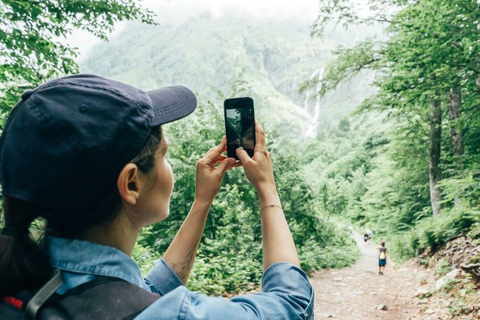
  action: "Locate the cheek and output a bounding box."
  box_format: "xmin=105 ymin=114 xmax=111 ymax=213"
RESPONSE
xmin=164 ymin=162 xmax=174 ymax=194
xmin=156 ymin=161 xmax=174 ymax=212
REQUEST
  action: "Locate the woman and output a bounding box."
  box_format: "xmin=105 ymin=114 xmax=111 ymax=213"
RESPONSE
xmin=0 ymin=74 xmax=313 ymax=319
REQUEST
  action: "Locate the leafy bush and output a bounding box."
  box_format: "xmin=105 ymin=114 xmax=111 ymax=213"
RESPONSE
xmin=416 ymin=207 xmax=480 ymax=253
xmin=381 ymin=205 xmax=480 ymax=262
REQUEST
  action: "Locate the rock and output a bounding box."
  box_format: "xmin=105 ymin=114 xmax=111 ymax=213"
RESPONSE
xmin=316 ymin=312 xmax=334 ymax=318
xmin=425 ymin=309 xmax=435 ymax=315
xmin=435 ymin=268 xmax=460 ymax=291
xmin=414 ymin=288 xmax=430 ymax=297
xmin=375 ymin=304 xmax=388 ymax=310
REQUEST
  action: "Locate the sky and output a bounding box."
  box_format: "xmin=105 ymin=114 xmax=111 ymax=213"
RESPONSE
xmin=145 ymin=0 xmax=320 ymax=20
xmin=67 ymin=0 xmax=320 ymax=59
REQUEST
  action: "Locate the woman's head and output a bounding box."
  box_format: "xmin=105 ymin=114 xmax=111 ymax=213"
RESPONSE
xmin=47 ymin=125 xmax=166 ymax=236
xmin=0 ymin=74 xmax=196 ymax=294
xmin=116 ymin=127 xmax=175 ymax=229
xmin=0 ymin=74 xmax=196 ymax=229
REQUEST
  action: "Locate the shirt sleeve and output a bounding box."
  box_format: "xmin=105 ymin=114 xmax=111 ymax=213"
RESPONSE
xmin=145 ymin=258 xmax=184 ymax=295
xmin=229 ymin=262 xmax=314 ymax=319
xmin=141 ymin=261 xmax=314 ymax=320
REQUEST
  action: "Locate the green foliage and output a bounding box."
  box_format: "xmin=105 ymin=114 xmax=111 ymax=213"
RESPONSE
xmin=187 ymin=254 xmax=262 ymax=295
xmin=300 ymin=39 xmax=380 ymax=97
xmin=0 ymin=0 xmax=155 ymax=116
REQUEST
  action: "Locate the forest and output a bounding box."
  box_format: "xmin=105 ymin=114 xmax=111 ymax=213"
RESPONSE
xmin=0 ymin=0 xmax=479 ymax=299
xmin=303 ymin=0 xmax=480 ymax=260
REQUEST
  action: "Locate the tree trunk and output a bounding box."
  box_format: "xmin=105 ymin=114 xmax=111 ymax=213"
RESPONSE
xmin=476 ymin=76 xmax=480 ymax=95
xmin=447 ymin=87 xmax=464 ymax=168
xmin=447 ymin=87 xmax=464 ymax=206
xmin=429 ymin=98 xmax=442 ymax=218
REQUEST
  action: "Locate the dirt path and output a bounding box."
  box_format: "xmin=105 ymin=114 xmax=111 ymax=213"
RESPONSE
xmin=310 ymin=234 xmax=429 ymax=319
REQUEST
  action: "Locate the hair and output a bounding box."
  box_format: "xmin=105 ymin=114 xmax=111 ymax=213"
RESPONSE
xmin=0 ymin=126 xmax=162 ymax=296
xmin=380 ymin=241 xmax=385 ymax=247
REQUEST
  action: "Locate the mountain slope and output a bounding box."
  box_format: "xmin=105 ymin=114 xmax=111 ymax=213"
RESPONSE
xmin=80 ymin=13 xmax=377 ymax=133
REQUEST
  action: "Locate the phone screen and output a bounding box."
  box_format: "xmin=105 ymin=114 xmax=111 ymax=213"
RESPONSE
xmin=224 ymin=97 xmax=255 ymax=160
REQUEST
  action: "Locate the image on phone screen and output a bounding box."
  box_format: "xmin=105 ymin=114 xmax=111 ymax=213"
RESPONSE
xmin=224 ymin=97 xmax=255 ymax=160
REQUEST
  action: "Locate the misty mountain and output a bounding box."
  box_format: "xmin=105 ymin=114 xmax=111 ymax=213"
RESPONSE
xmin=80 ymin=13 xmax=377 ymax=135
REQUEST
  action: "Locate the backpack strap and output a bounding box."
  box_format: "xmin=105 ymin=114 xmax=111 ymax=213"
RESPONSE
xmin=2 ymin=271 xmax=161 ymax=320
xmin=25 ymin=269 xmax=64 ymax=320
xmin=38 ymin=276 xmax=161 ymax=320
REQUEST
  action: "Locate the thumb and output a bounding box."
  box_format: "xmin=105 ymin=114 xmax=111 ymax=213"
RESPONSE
xmin=236 ymin=147 xmax=251 ymax=165
xmin=216 ymin=158 xmax=236 ymax=176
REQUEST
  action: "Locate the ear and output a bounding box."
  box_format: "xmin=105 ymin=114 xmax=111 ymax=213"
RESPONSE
xmin=117 ymin=163 xmax=142 ymax=205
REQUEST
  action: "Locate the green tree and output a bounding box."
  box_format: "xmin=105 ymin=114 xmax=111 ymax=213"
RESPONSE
xmin=0 ymin=0 xmax=155 ymax=114
xmin=305 ymin=0 xmax=480 ymax=218
xmin=299 ymin=0 xmax=480 ymax=259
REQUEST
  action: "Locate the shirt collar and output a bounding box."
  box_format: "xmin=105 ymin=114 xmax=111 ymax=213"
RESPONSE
xmin=45 ymin=236 xmax=147 ymax=290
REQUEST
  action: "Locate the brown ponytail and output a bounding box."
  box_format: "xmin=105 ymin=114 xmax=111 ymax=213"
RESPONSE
xmin=0 ymin=197 xmax=51 ymax=296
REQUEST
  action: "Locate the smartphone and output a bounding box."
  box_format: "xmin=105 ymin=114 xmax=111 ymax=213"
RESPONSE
xmin=224 ymin=97 xmax=255 ymax=160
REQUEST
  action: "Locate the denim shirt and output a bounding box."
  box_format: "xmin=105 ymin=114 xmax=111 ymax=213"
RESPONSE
xmin=46 ymin=236 xmax=314 ymax=319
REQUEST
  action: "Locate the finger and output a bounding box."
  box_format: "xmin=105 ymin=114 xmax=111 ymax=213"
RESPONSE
xmin=236 ymin=147 xmax=252 ymax=165
xmin=255 ymin=121 xmax=266 ymax=149
xmin=205 ymin=136 xmax=227 ymax=162
xmin=213 ymin=155 xmax=228 ymax=165
xmin=226 ymin=159 xmax=242 ymax=170
xmin=229 ymin=162 xmax=242 ymax=169
xmin=216 ymin=157 xmax=236 ymax=176
xmin=205 ymin=136 xmax=226 ymax=154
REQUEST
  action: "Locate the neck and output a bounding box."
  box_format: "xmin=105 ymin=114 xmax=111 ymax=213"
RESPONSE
xmin=81 ymin=213 xmax=140 ymax=256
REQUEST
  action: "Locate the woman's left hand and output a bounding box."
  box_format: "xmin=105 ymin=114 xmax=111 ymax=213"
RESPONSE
xmin=195 ymin=136 xmax=236 ymax=203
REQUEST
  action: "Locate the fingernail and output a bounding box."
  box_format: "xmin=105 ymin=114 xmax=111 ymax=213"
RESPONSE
xmin=237 ymin=147 xmax=244 ymax=150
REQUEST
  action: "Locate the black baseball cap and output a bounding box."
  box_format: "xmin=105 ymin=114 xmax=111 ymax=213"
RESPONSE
xmin=0 ymin=74 xmax=196 ymax=223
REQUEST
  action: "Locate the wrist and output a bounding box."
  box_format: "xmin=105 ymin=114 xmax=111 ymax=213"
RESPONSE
xmin=192 ymin=197 xmax=213 ymax=211
xmin=256 ymin=182 xmax=277 ymax=196
xmin=194 ymin=187 xmax=218 ymax=205
xmin=260 ymin=203 xmax=282 ymax=214
xmin=257 ymin=187 xmax=280 ymax=209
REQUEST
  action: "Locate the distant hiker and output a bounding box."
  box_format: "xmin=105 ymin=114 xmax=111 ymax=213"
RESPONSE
xmin=366 ymin=229 xmax=372 ymax=244
xmin=364 ymin=229 xmax=372 ymax=245
xmin=0 ymin=75 xmax=313 ymax=319
xmin=378 ymin=241 xmax=388 ymax=275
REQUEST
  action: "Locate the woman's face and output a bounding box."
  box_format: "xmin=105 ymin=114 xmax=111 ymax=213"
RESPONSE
xmin=135 ymin=134 xmax=174 ymax=227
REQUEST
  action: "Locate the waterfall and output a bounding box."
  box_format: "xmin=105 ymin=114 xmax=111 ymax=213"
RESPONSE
xmin=305 ymin=68 xmax=324 ymax=138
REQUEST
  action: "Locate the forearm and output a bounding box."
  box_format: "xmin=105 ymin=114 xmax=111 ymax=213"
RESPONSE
xmin=258 ymin=186 xmax=300 ymax=270
xmin=163 ymin=199 xmax=211 ymax=284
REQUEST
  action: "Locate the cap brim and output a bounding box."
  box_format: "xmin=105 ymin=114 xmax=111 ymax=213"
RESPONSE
xmin=147 ymin=85 xmax=197 ymax=126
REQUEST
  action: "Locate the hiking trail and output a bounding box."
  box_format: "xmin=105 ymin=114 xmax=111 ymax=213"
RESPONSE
xmin=310 ymin=233 xmax=435 ymax=319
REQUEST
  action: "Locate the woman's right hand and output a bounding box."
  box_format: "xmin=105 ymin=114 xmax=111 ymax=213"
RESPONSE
xmin=237 ymin=121 xmax=300 ymax=269
xmin=235 ymin=121 xmax=276 ymax=194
